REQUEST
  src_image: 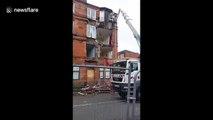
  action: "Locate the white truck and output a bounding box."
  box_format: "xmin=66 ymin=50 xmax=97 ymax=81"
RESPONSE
xmin=111 ymin=9 xmax=141 ymax=101
xmin=111 ymin=58 xmax=140 ymax=100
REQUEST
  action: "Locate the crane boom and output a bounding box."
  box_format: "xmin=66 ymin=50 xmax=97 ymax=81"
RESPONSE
xmin=115 ymin=9 xmax=140 ymax=47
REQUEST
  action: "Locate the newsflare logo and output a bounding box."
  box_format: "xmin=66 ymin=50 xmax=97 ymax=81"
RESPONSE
xmin=6 ymin=7 xmax=13 ymax=13
xmin=6 ymin=7 xmax=39 ymax=13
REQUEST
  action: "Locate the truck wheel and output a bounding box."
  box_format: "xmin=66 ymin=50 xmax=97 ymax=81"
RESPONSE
xmin=136 ymin=87 xmax=141 ymax=101
xmin=118 ymin=92 xmax=127 ymax=99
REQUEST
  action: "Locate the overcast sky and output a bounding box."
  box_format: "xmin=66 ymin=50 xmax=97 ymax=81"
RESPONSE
xmin=87 ymin=0 xmax=140 ymax=54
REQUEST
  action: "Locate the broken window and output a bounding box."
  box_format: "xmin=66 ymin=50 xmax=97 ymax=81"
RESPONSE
xmin=86 ymin=44 xmax=96 ymax=57
xmin=87 ymin=8 xmax=96 ymax=20
xmin=87 ymin=24 xmax=96 ymax=38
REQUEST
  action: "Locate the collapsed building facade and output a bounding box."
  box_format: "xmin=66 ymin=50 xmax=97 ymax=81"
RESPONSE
xmin=73 ymin=0 xmax=118 ymax=85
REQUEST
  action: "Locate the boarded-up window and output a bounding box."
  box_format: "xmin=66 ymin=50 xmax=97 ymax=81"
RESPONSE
xmin=87 ymin=69 xmax=94 ymax=82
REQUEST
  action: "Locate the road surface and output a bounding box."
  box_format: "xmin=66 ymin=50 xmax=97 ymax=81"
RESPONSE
xmin=73 ymin=93 xmax=140 ymax=120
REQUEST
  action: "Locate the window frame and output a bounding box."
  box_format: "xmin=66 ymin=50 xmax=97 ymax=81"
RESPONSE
xmin=131 ymin=63 xmax=138 ymax=71
xmin=105 ymin=68 xmax=111 ymax=79
xmin=87 ymin=7 xmax=96 ymax=20
xmin=87 ymin=24 xmax=96 ymax=39
xmin=100 ymin=68 xmax=104 ymax=79
xmin=73 ymin=67 xmax=80 ymax=80
xmin=99 ymin=11 xmax=105 ymax=22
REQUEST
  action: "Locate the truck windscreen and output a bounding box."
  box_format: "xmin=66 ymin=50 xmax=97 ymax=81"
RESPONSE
xmin=112 ymin=61 xmax=127 ymax=74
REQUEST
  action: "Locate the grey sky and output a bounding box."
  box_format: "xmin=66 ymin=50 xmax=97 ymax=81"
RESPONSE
xmin=87 ymin=0 xmax=140 ymax=54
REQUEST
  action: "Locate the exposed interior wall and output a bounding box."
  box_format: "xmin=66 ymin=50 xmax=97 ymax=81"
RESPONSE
xmin=102 ymin=36 xmax=110 ymax=44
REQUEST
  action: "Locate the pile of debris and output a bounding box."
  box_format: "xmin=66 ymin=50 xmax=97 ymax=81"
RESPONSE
xmin=77 ymin=82 xmax=112 ymax=96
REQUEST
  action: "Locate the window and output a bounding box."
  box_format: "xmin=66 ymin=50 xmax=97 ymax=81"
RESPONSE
xmin=87 ymin=24 xmax=96 ymax=38
xmin=120 ymin=54 xmax=124 ymax=59
xmin=73 ymin=3 xmax=75 ymax=13
xmin=73 ymin=67 xmax=80 ymax=80
xmin=92 ymin=25 xmax=96 ymax=38
xmin=87 ymin=8 xmax=96 ymax=20
xmin=86 ymin=24 xmax=91 ymax=37
xmin=86 ymin=44 xmax=96 ymax=57
xmin=109 ymin=13 xmax=114 ymax=21
xmin=105 ymin=69 xmax=111 ymax=79
xmin=100 ymin=68 xmax=104 ymax=78
xmin=131 ymin=63 xmax=138 ymax=71
xmin=99 ymin=11 xmax=105 ymax=22
xmin=108 ymin=51 xmax=113 ymax=59
xmin=112 ymin=61 xmax=127 ymax=74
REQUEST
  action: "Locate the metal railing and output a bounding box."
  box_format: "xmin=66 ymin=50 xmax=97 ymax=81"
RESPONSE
xmin=126 ymin=61 xmax=140 ymax=120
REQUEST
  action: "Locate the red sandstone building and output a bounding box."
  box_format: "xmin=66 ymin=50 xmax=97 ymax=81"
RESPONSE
xmin=73 ymin=0 xmax=118 ymax=85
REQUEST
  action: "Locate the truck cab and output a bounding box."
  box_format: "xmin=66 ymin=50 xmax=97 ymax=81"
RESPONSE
xmin=111 ymin=58 xmax=140 ymax=100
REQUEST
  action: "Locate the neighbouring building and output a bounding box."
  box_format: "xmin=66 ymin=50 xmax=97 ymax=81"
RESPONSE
xmin=118 ymin=50 xmax=140 ymax=60
xmin=73 ymin=0 xmax=118 ymax=86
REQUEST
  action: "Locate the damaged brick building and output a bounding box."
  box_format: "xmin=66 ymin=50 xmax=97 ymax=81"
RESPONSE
xmin=73 ymin=0 xmax=118 ymax=85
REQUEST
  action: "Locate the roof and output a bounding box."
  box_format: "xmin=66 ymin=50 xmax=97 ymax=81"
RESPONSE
xmin=114 ymin=58 xmax=139 ymax=63
xmin=118 ymin=50 xmax=140 ymax=54
xmin=75 ymin=0 xmax=116 ymax=12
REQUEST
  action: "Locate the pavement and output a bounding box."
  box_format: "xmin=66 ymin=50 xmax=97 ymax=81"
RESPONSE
xmin=73 ymin=93 xmax=140 ymax=120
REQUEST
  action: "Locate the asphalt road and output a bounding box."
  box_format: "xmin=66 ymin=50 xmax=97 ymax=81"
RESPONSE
xmin=73 ymin=93 xmax=140 ymax=120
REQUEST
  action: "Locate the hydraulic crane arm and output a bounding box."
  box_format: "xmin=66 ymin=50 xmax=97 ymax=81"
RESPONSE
xmin=115 ymin=9 xmax=140 ymax=47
